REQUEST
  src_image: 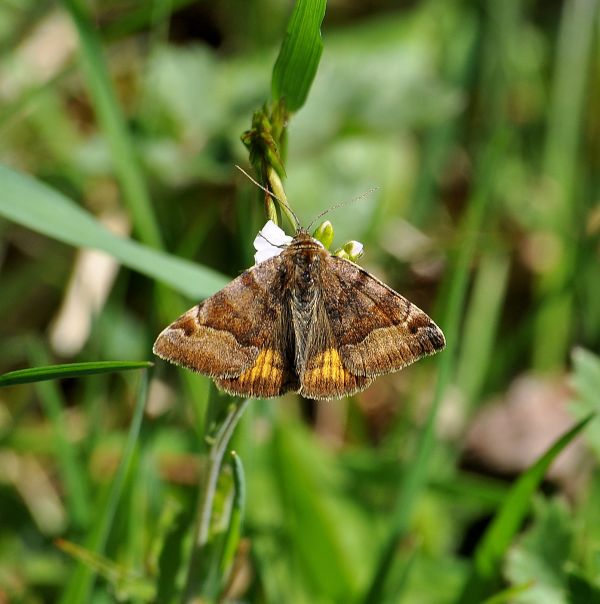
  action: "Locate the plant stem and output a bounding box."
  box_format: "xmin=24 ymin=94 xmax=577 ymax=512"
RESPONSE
xmin=182 ymin=398 xmax=251 ymax=603
xmin=266 ymin=165 xmax=297 ymax=230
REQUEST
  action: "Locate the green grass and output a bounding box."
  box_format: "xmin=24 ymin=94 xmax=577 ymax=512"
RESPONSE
xmin=0 ymin=0 xmax=599 ymax=602
xmin=0 ymin=360 xmax=152 ymax=387
xmin=0 ymin=165 xmax=228 ymax=299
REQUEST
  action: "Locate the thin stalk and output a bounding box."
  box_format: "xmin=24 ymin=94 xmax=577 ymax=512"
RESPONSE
xmin=182 ymin=398 xmax=251 ymax=603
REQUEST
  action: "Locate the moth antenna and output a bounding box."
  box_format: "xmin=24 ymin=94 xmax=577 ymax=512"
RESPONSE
xmin=257 ymin=231 xmax=287 ymax=249
xmin=235 ymin=165 xmax=301 ymax=230
xmin=306 ymin=186 xmax=379 ymax=232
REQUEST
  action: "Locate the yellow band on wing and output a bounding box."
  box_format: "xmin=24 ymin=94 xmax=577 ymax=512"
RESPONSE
xmin=304 ymin=348 xmax=347 ymax=386
xmin=238 ymin=348 xmax=282 ymax=386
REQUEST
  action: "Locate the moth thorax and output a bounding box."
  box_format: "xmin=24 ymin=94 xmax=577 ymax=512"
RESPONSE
xmin=292 ymin=251 xmax=321 ymax=308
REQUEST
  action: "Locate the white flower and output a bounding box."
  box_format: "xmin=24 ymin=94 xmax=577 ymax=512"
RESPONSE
xmin=253 ymin=220 xmax=293 ymax=264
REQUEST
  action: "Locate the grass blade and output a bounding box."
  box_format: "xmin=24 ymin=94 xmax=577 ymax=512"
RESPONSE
xmin=61 ymin=0 xmax=162 ymax=248
xmin=271 ymin=421 xmax=360 ymax=601
xmin=56 ymin=539 xmax=155 ymax=601
xmin=0 ymin=164 xmax=228 ymax=298
xmin=455 ymin=250 xmax=510 ymax=410
xmin=0 ymin=360 xmax=152 ymax=388
xmin=455 ymin=414 xmax=595 ymax=603
xmin=271 ymin=0 xmax=327 ymax=112
xmin=60 ymin=370 xmax=150 ymax=604
xmin=532 ymin=0 xmax=598 ymax=370
xmin=29 ymin=344 xmax=92 ymax=530
xmin=220 ymin=450 xmax=246 ymax=578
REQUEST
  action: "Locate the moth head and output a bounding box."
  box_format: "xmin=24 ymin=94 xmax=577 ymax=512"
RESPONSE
xmin=291 ymin=237 xmax=326 ymax=287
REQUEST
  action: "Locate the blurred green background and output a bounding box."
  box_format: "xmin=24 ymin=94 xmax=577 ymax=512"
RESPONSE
xmin=1 ymin=0 xmax=599 ymax=602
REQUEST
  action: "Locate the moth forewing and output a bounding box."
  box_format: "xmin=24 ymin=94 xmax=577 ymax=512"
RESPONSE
xmin=153 ymin=230 xmax=445 ymax=400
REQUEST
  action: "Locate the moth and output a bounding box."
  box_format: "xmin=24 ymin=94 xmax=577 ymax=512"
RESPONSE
xmin=153 ymin=221 xmax=445 ymax=400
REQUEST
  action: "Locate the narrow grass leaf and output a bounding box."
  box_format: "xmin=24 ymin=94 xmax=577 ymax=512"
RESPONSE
xmin=0 ymin=360 xmax=152 ymax=388
xmin=219 ymin=451 xmax=246 ymax=577
xmin=532 ymin=0 xmax=598 ymax=370
xmin=60 ymin=371 xmax=149 ymax=604
xmin=504 ymin=498 xmax=572 ymax=603
xmin=455 ymin=414 xmax=594 ymax=604
xmin=379 ymin=543 xmax=419 ymax=604
xmin=272 ymin=0 xmax=326 ymax=112
xmin=455 ymin=250 xmax=510 ymax=410
xmin=156 ymin=499 xmax=192 ymax=603
xmin=56 ymin=539 xmax=155 ymax=602
xmin=272 ymin=422 xmax=360 ymax=600
xmin=181 ymin=398 xmax=251 ymax=601
xmin=481 ymin=581 xmax=535 ymax=604
xmin=0 ymin=165 xmax=228 ymax=298
xmin=61 ymin=0 xmax=162 ymax=248
xmin=29 ymin=344 xmax=92 ymax=529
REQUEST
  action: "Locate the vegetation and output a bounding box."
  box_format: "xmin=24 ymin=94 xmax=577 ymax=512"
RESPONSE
xmin=0 ymin=0 xmax=599 ymax=602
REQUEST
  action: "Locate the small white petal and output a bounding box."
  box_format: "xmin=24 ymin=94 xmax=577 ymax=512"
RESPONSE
xmin=254 ymin=247 xmax=280 ymax=264
xmin=256 ymin=220 xmax=293 ymax=247
xmin=253 ymin=220 xmax=293 ymax=264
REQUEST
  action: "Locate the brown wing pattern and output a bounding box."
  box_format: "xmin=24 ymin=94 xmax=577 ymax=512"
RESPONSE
xmin=321 ymin=256 xmax=445 ymax=378
xmin=153 ymin=256 xmax=296 ymax=398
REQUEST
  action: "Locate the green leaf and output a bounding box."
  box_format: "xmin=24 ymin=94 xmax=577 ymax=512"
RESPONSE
xmin=504 ymin=499 xmax=572 ymax=604
xmin=481 ymin=582 xmax=536 ymax=604
xmin=566 ymin=570 xmax=600 ymax=604
xmin=570 ymin=348 xmax=600 ymax=460
xmin=455 ymin=414 xmax=594 ymax=603
xmin=271 ymin=421 xmax=363 ymax=601
xmin=0 ymin=164 xmax=228 ymax=299
xmin=0 ymin=360 xmax=152 ymax=388
xmin=271 ymin=0 xmax=326 ymax=112
xmin=155 ymin=498 xmax=192 ymax=603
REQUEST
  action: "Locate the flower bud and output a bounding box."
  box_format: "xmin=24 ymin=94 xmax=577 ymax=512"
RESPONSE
xmin=312 ymin=220 xmax=334 ymax=249
xmin=335 ymin=240 xmax=364 ymax=262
